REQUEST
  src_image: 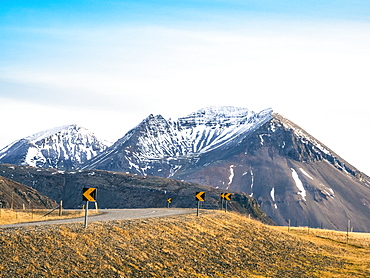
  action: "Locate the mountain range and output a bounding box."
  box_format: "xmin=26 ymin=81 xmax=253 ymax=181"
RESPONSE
xmin=1 ymin=106 xmax=370 ymax=231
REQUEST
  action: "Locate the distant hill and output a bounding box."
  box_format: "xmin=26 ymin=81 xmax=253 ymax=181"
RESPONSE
xmin=0 ymin=164 xmax=273 ymax=224
xmin=0 ymin=173 xmax=56 ymax=209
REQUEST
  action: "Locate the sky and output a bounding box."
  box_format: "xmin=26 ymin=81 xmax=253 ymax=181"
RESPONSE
xmin=1 ymin=1 xmax=370 ymax=174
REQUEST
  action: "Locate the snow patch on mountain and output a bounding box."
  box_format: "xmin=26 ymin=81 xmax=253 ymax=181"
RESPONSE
xmin=26 ymin=125 xmax=74 ymax=142
xmin=227 ymin=165 xmax=235 ymax=189
xmin=270 ymin=187 xmax=277 ymax=209
xmin=270 ymin=187 xmax=276 ymax=201
xmin=299 ymin=168 xmax=314 ymax=180
xmin=291 ymin=168 xmax=306 ymax=201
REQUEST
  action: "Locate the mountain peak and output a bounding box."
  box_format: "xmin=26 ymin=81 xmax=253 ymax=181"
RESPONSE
xmin=25 ymin=124 xmax=88 ymax=143
xmin=182 ymin=106 xmax=272 ymax=118
xmin=178 ymin=106 xmax=272 ymax=128
xmin=190 ymin=106 xmax=251 ymax=116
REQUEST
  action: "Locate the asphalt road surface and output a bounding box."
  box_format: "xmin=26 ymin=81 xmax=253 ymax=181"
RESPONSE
xmin=0 ymin=208 xmax=195 ymax=229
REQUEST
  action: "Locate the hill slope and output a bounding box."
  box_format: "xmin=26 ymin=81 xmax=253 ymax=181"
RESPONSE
xmin=0 ymin=174 xmax=56 ymax=209
xmin=1 ymin=211 xmax=369 ymax=277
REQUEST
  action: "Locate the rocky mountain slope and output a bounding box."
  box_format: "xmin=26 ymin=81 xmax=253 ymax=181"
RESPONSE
xmin=0 ymin=124 xmax=110 ymax=170
xmin=0 ymin=164 xmax=273 ymax=224
xmin=0 ymin=173 xmax=56 ymax=209
xmin=83 ymin=107 xmax=370 ymax=232
xmin=83 ymin=107 xmax=273 ymax=175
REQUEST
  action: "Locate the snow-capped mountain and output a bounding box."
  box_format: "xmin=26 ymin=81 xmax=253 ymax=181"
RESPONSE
xmin=0 ymin=124 xmax=110 ymax=170
xmin=84 ymin=106 xmax=273 ymax=173
xmin=83 ymin=106 xmax=370 ymax=232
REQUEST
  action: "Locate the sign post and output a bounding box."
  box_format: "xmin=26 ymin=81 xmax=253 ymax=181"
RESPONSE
xmin=84 ymin=201 xmax=89 ymax=229
xmin=167 ymin=198 xmax=172 ymax=208
xmin=221 ymin=193 xmax=232 ymax=212
xmin=195 ymin=191 xmax=205 ymax=216
xmin=82 ymin=188 xmax=97 ymax=229
xmin=220 ymin=194 xmax=224 ymax=211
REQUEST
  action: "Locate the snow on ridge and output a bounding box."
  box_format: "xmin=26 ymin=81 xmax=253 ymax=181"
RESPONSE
xmin=133 ymin=106 xmax=273 ymax=160
xmin=25 ymin=124 xmax=112 ymax=145
xmin=178 ymin=106 xmax=273 ymax=124
xmin=25 ymin=124 xmax=78 ymax=142
xmin=179 ymin=107 xmax=273 ymax=154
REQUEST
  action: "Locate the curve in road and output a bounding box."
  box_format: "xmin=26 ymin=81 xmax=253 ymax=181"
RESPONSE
xmin=0 ymin=208 xmax=195 ymax=229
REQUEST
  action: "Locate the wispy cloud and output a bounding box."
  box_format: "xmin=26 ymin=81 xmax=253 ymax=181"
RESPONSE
xmin=2 ymin=21 xmax=369 ymax=110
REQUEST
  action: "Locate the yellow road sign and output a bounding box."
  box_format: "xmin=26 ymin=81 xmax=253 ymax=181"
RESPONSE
xmin=221 ymin=193 xmax=232 ymax=201
xmin=82 ymin=188 xmax=97 ymax=202
xmin=195 ymin=191 xmax=205 ymax=202
xmin=167 ymin=198 xmax=172 ymax=203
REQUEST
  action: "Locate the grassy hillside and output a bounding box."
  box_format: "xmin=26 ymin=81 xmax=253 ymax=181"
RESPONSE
xmin=0 ymin=211 xmax=369 ymax=277
xmin=0 ymin=209 xmax=85 ymax=225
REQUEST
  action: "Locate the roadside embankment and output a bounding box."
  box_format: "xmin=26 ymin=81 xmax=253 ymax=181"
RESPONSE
xmin=0 ymin=211 xmax=369 ymax=277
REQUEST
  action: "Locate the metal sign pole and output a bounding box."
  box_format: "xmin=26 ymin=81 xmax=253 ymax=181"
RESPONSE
xmin=59 ymin=200 xmax=63 ymax=216
xmin=82 ymin=187 xmax=97 ymax=229
xmin=195 ymin=192 xmax=205 ymax=216
xmin=84 ymin=201 xmax=89 ymax=229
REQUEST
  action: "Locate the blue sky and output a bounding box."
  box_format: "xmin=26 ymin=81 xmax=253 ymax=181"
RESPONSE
xmin=1 ymin=1 xmax=370 ymax=174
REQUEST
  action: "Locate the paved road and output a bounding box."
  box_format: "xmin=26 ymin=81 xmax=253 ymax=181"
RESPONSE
xmin=0 ymin=208 xmax=195 ymax=229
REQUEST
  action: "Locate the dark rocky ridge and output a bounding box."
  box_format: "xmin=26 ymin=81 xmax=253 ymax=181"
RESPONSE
xmin=0 ymin=164 xmax=273 ymax=225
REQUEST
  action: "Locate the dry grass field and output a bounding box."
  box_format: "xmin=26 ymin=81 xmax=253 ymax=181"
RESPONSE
xmin=0 ymin=208 xmax=85 ymax=225
xmin=0 ymin=210 xmax=369 ymax=277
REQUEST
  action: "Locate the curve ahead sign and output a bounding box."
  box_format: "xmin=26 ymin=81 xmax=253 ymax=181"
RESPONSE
xmin=82 ymin=188 xmax=97 ymax=202
xmin=195 ymin=191 xmax=205 ymax=202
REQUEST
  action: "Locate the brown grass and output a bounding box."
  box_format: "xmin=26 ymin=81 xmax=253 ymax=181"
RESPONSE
xmin=0 ymin=208 xmax=87 ymax=225
xmin=273 ymin=226 xmax=370 ymax=277
xmin=0 ymin=211 xmax=369 ymax=277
